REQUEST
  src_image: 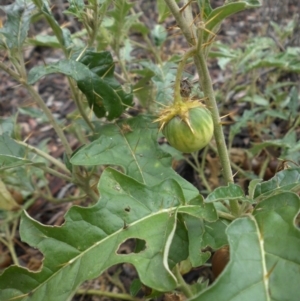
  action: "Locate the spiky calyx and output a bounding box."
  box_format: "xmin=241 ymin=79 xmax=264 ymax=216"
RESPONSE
xmin=154 ymin=99 xmax=214 ymax=153
xmin=154 ymin=99 xmax=207 ymax=132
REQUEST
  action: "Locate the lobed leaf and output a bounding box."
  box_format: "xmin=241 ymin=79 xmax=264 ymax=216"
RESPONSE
xmin=254 ymin=168 xmax=300 ymax=200
xmin=0 ymin=168 xmax=211 ymax=300
xmin=180 ymin=196 xmax=219 ymax=267
xmin=205 ymin=183 xmax=247 ymax=203
xmin=190 ymin=191 xmax=300 ymax=301
xmin=70 ymin=115 xmax=199 ymax=201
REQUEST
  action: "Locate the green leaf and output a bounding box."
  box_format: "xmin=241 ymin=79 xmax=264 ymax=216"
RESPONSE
xmin=242 ymin=94 xmax=269 ymax=106
xmin=253 ymin=192 xmax=300 ymax=301
xmin=107 ymin=0 xmax=139 ymax=49
xmin=140 ymin=61 xmax=177 ymax=107
xmin=0 ymin=168 xmax=210 ymax=300
xmin=190 ymin=191 xmax=300 ymax=300
xmin=157 ymin=0 xmax=171 ymax=22
xmin=0 ymin=116 xmax=15 ymax=136
xmin=71 ymin=115 xmax=198 ymax=201
xmin=0 ymin=134 xmax=31 ymax=168
xmin=0 ymin=180 xmax=20 ymax=211
xmin=247 ymin=47 xmax=300 ymax=73
xmin=78 ymin=50 xmax=133 ymax=109
xmin=254 ymin=168 xmax=300 ymax=200
xmin=248 ymin=178 xmax=263 ymax=199
xmin=64 ymin=0 xmax=84 ymax=19
xmin=169 ymin=214 xmax=189 ymax=267
xmin=250 ymin=140 xmax=290 ymax=156
xmin=151 ymin=24 xmax=167 ymax=47
xmin=130 ymin=279 xmax=142 ymax=297
xmin=287 ymin=86 xmax=300 ymax=119
xmin=184 ymin=215 xmax=210 ymax=267
xmin=27 ymin=34 xmax=62 ymax=48
xmin=191 ymin=217 xmax=268 ymax=301
xmin=197 ymin=0 xmax=213 ymax=20
xmin=203 ymin=1 xmax=262 ymax=44
xmin=205 ymin=183 xmax=246 ymax=203
xmin=33 ymin=0 xmax=72 ymax=49
xmin=28 ymin=56 xmax=133 ymax=120
xmin=178 ymin=196 xmax=219 ymax=267
xmin=0 ymin=0 xmax=34 ymax=49
xmin=229 ymin=109 xmax=259 ymax=146
xmin=202 ymin=219 xmax=229 ymax=249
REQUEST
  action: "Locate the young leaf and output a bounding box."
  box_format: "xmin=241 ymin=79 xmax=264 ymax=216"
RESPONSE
xmin=32 ymin=0 xmax=71 ymax=49
xmin=107 ymin=0 xmax=140 ymax=52
xmin=140 ymin=61 xmax=177 ymax=106
xmin=0 ymin=168 xmax=209 ymax=300
xmin=254 ymin=168 xmax=300 ymax=200
xmin=197 ymin=0 xmax=213 ymax=20
xmin=0 ymin=0 xmax=34 ymax=49
xmin=205 ymin=183 xmax=246 ymax=203
xmin=157 ymin=0 xmax=171 ymax=22
xmin=71 ymin=115 xmax=198 ymax=201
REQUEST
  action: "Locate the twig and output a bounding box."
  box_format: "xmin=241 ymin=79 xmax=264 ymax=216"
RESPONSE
xmin=76 ymin=289 xmax=139 ymax=301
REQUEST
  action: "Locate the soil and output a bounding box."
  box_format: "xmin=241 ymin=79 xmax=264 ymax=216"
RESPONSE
xmin=0 ymin=1 xmax=299 ymax=300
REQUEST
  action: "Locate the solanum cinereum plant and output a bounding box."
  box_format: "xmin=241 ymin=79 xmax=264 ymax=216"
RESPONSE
xmin=0 ymin=1 xmax=300 ymax=301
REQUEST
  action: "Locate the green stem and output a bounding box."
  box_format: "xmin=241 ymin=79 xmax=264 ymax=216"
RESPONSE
xmin=69 ymin=78 xmax=95 ymax=133
xmin=217 ymin=210 xmax=236 ymax=221
xmin=174 ymin=47 xmax=196 ymax=104
xmin=143 ymin=35 xmax=163 ymax=65
xmin=32 ymin=0 xmax=68 ymax=56
xmin=33 ymin=0 xmax=95 ymax=133
xmin=41 ymin=193 xmax=89 ymax=203
xmin=76 ymin=289 xmax=139 ymax=301
xmin=163 ymin=0 xmax=196 ymax=46
xmin=174 ymin=265 xmax=193 ymax=298
xmin=74 ymin=172 xmax=99 ymax=203
xmin=0 ymin=61 xmax=20 ymax=81
xmin=195 ymin=43 xmax=239 ymax=216
xmin=16 ymin=140 xmax=71 ymax=174
xmin=191 ymin=149 xmax=212 ymax=193
xmin=4 ymin=222 xmax=19 ymax=266
xmin=23 ymin=83 xmax=73 ymax=157
xmin=39 ymin=166 xmax=73 ymax=182
xmin=164 ymin=0 xmax=240 ymax=216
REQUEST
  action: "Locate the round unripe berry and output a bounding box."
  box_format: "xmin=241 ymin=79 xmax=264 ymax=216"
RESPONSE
xmin=162 ymin=106 xmax=213 ymax=153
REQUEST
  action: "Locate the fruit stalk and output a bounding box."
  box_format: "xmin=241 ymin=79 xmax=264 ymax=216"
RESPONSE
xmin=173 ymin=47 xmax=196 ymax=104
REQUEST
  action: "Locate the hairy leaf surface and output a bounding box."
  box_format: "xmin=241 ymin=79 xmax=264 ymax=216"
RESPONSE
xmin=190 ymin=191 xmax=300 ymax=301
xmin=71 ymin=116 xmax=199 ymax=201
xmin=0 ymin=168 xmax=212 ymax=300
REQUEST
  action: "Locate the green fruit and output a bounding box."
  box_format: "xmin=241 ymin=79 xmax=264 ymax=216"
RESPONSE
xmin=162 ymin=106 xmax=213 ymax=153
